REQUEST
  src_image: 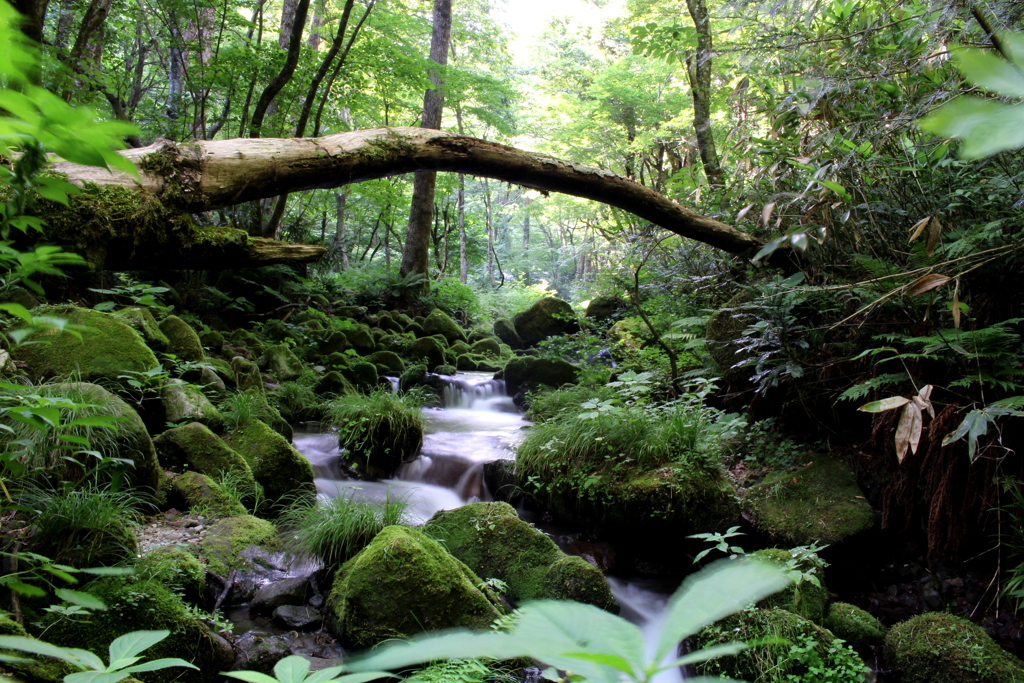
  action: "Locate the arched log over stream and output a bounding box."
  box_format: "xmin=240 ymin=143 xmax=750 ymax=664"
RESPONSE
xmin=51 ymin=127 xmax=787 ymax=267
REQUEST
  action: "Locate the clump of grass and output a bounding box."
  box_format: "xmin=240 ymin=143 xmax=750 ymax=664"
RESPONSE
xmin=277 ymin=491 xmax=409 ymax=566
xmin=270 ymin=381 xmax=325 ymax=422
xmin=17 ymin=484 xmax=148 ymax=567
xmin=212 ymin=469 xmax=264 ymax=514
xmin=327 ymin=388 xmax=425 ymax=475
xmin=220 ymin=391 xmax=260 ymax=430
xmin=525 ymin=383 xmax=616 ymax=423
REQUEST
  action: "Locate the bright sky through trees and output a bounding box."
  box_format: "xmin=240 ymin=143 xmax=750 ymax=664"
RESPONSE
xmin=493 ymin=0 xmax=626 ymax=63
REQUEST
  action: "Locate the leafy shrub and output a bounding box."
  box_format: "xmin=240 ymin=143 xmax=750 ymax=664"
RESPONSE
xmin=428 ymin=278 xmax=481 ymax=323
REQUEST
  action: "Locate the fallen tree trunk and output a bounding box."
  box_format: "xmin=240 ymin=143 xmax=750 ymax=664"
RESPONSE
xmin=50 ymin=127 xmax=784 ymax=265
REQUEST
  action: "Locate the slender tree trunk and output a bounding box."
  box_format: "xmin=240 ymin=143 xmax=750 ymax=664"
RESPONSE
xmin=312 ymin=0 xmax=376 ymax=137
xmin=483 ymin=178 xmax=494 ymax=287
xmin=334 ymin=190 xmax=350 ymax=270
xmin=249 ymin=0 xmax=311 ymax=138
xmin=400 ymin=0 xmax=452 ymax=281
xmin=684 ymin=0 xmax=723 ymax=186
xmin=458 ymin=173 xmax=467 ymax=284
xmin=278 ymin=0 xmax=298 ymax=49
xmin=167 ymin=18 xmax=183 ymax=123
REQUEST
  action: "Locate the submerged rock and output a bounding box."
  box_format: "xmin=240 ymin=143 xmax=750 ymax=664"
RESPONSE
xmin=423 ymin=502 xmax=618 ymax=612
xmin=744 ymin=455 xmax=876 ymax=547
xmin=327 ymin=525 xmax=501 ymax=649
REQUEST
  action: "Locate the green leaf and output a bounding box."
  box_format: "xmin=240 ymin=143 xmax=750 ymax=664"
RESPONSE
xmin=0 ymin=636 xmax=87 ymax=667
xmin=55 ymin=588 xmax=107 ymax=611
xmin=954 ymin=48 xmax=1024 ymax=98
xmin=64 ymin=673 xmax=130 ymax=683
xmin=665 ymin=641 xmax=748 ymax=667
xmin=108 ymin=631 xmax=169 ymax=666
xmin=221 ymin=671 xmax=281 ymax=683
xmin=655 ymin=558 xmax=791 ymax=661
xmin=0 ymin=302 xmax=32 ymax=322
xmin=858 ymin=396 xmax=911 ymax=413
xmin=273 ymin=655 xmax=311 ymax=683
xmin=7 ymin=581 xmax=46 ymax=597
xmin=121 ymin=657 xmax=198 ymax=674
xmin=920 ymin=98 xmax=1024 ymax=160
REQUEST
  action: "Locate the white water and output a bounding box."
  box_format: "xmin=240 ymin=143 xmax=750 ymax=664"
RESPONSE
xmin=292 ymin=371 xmax=685 ymax=680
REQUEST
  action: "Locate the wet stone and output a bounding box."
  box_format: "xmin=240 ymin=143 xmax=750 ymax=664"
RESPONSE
xmin=231 ymin=633 xmax=291 ymax=673
xmin=273 ymin=604 xmax=322 ymax=630
xmin=250 ymin=576 xmax=312 ymax=616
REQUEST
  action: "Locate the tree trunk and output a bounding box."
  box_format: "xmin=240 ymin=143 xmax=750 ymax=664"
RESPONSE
xmin=249 ymin=0 xmax=311 ymax=138
xmin=49 ymin=128 xmax=785 ymax=265
xmin=400 ymin=0 xmax=452 ymax=281
xmin=335 ymin=190 xmax=350 ymax=270
xmin=684 ymin=0 xmax=723 ymax=186
xmin=458 ymin=173 xmax=467 ymax=284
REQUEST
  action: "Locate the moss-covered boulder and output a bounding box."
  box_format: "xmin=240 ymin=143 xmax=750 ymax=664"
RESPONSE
xmin=201 ymin=514 xmax=281 ymax=576
xmin=169 ymin=471 xmax=247 ymax=517
xmin=162 ymin=379 xmax=223 ymax=431
xmin=259 ymin=344 xmax=303 ymax=382
xmin=327 ymin=526 xmax=501 ymax=649
xmin=503 ymin=356 xmax=580 ymax=396
xmin=456 ymin=353 xmax=478 ymax=371
xmin=335 ymin=305 xmax=367 ymax=320
xmin=12 ymin=306 xmax=159 ymax=384
xmin=584 ymin=295 xmax=622 ymax=321
xmin=342 ymin=324 xmax=376 ymax=355
xmin=368 ymin=350 xmax=405 ymax=374
xmin=744 ymin=456 xmax=876 ymax=546
xmin=695 ymin=608 xmax=866 ymax=681
xmin=378 ymin=315 xmax=405 ymax=334
xmin=512 ymin=297 xmax=578 ymax=347
xmin=885 ymin=612 xmax=1024 ymax=683
xmin=433 ymin=364 xmax=456 ymax=376
xmin=35 ymin=383 xmax=163 ymax=494
xmin=153 ymin=422 xmax=257 ymax=497
xmin=230 ymin=329 xmax=265 ymax=354
xmin=319 ymin=330 xmax=351 ymax=355
xmin=0 ymin=615 xmax=73 ymax=682
xmin=470 ymin=338 xmax=502 ymax=358
xmin=231 ymin=356 xmax=264 ymax=393
xmin=225 ymin=419 xmax=316 ymax=509
xmin=825 ymin=602 xmax=886 ymax=651
xmin=112 ymin=306 xmax=170 ymax=352
xmin=199 ymin=329 xmax=225 ymax=354
xmin=341 ymin=360 xmax=378 ymax=390
xmin=493 ymin=318 xmax=523 ymax=349
xmin=423 ymin=309 xmax=467 ymax=344
xmin=45 ymin=578 xmax=234 ymax=683
xmin=423 ymin=502 xmax=617 ymax=612
xmin=400 ymin=363 xmax=427 ymax=392
xmin=450 ymin=340 xmax=471 ymax=357
xmin=406 ymin=322 xmax=426 ymax=337
xmin=705 ymin=290 xmax=755 ymax=384
xmin=159 ymin=314 xmax=204 ymax=362
xmin=336 ymin=395 xmax=423 ymax=480
xmin=407 ymin=336 xmax=447 ymax=370
xmin=136 ymin=546 xmax=206 ymax=600
xmin=750 ymin=548 xmax=829 ymax=623
xmin=314 ymin=370 xmax=354 ymax=396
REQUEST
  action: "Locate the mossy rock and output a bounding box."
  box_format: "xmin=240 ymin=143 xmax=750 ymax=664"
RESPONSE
xmin=231 ymin=356 xmax=265 ymax=393
xmin=433 ymin=364 xmax=456 ymax=376
xmin=153 ymin=422 xmax=258 ymax=497
xmin=750 ymin=548 xmax=829 ymax=623
xmin=112 ymin=306 xmax=169 ymax=352
xmin=198 ymin=329 xmax=225 ymax=353
xmin=12 ymin=306 xmax=159 ymax=384
xmin=319 ymin=331 xmax=351 ymax=355
xmin=705 ymin=290 xmax=755 ymax=384
xmin=37 ymin=383 xmax=163 ymax=494
xmin=327 ymin=526 xmax=501 ymax=649
xmin=27 ymin=496 xmax=138 ymax=569
xmin=230 ymin=329 xmax=265 ymax=354
xmin=208 ymin=358 xmax=236 ymax=388
xmin=44 ymin=578 xmax=234 ymax=683
xmin=169 ymin=470 xmax=247 ymax=517
xmin=245 ymin=389 xmax=293 ymax=442
xmin=314 ymin=370 xmax=354 ymax=396
xmin=400 ymin=363 xmax=427 ymax=392
xmin=225 ymin=419 xmax=316 ymax=510
xmin=368 ymin=350 xmax=405 ymax=374
xmin=324 ymin=351 xmax=349 ymax=369
xmin=396 ymin=313 xmax=414 ymax=327
xmin=162 ymin=379 xmax=223 ymax=431
xmin=406 ymin=336 xmax=447 ymax=370
xmin=493 ymin=318 xmax=523 ymax=349
xmin=423 ymin=502 xmax=618 ymax=612
xmin=512 ymin=297 xmax=578 ymax=347
xmin=607 ymin=317 xmax=650 ymax=350
xmin=201 ymin=514 xmax=281 ymax=576
xmin=470 ymin=338 xmax=502 ymax=358
xmin=423 ymin=309 xmax=467 ymax=344
xmin=259 ymin=344 xmax=303 ymax=382
xmin=0 ymin=616 xmax=75 ymax=682
xmin=136 ymin=545 xmax=206 ymax=600
xmin=885 ymin=612 xmax=1024 ymax=683
xmin=405 ymin=322 xmax=426 ymax=337
xmin=456 ymin=353 xmax=478 ymax=371
xmin=342 ymin=324 xmax=376 ymax=354
xmin=695 ymin=608 xmax=865 ymax=681
xmin=378 ymin=316 xmax=405 ymax=334
xmin=341 ymin=361 xmax=378 ymax=391
xmin=825 ymin=602 xmax=886 ymax=651
xmin=261 ymin=319 xmax=291 ymax=342
xmin=159 ymin=314 xmax=204 ymax=362
xmin=473 ymin=355 xmax=502 ymax=372
xmin=503 ymin=356 xmax=580 ymax=396
xmin=498 ymin=343 xmax=512 ymax=357
xmin=744 ymin=456 xmax=876 ymax=546
xmin=337 ymin=404 xmax=423 ymax=480
xmin=335 ymin=305 xmax=367 ymax=320
xmin=450 ymin=340 xmax=471 ymax=356
xmin=584 ymin=295 xmax=622 ymax=321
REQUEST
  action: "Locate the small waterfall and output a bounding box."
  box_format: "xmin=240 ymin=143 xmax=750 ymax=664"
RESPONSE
xmin=384 ymin=376 xmax=400 ymax=392
xmin=442 ymin=376 xmax=510 ymax=410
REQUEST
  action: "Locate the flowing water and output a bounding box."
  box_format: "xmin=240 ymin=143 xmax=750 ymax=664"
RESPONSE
xmin=292 ymin=371 xmax=684 ymax=681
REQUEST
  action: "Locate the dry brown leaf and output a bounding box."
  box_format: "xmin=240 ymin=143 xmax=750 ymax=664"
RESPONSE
xmin=953 ymin=281 xmax=961 ymax=329
xmin=895 ymin=401 xmax=923 ymax=462
xmin=736 ymin=204 xmax=755 ymax=221
xmin=906 ymin=273 xmax=952 ymax=296
xmin=762 ymin=202 xmax=776 ymax=226
xmin=926 ymin=215 xmax=942 ymax=257
xmin=908 ymin=216 xmax=931 ymax=242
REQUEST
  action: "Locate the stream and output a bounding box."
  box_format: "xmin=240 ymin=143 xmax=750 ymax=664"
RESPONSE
xmin=291 ymin=371 xmax=685 ymax=682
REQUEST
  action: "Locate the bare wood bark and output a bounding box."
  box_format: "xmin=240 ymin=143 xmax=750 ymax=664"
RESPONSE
xmin=49 ymin=127 xmax=784 ymax=265
xmin=684 ymin=0 xmax=723 ymax=186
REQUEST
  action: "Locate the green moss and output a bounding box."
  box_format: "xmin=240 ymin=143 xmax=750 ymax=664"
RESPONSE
xmin=407 ymin=337 xmax=447 ymax=370
xmin=158 ymin=315 xmax=204 ymax=362
xmin=341 ymin=361 xmax=379 ymax=391
xmin=470 ymin=338 xmax=501 ymax=357
xmin=136 ymin=546 xmax=206 ymax=599
xmin=493 ymin=318 xmax=522 ymax=349
xmin=331 ymin=391 xmax=424 ymax=479
xmin=153 ymin=422 xmax=257 ymax=497
xmin=434 ymin=364 xmax=457 ymax=376
xmin=170 ymin=470 xmax=247 ymax=517
xmin=751 ymin=548 xmax=830 ymax=623
xmin=695 ymin=608 xmax=865 ymax=682
xmin=112 ymin=306 xmax=170 ymax=352
xmin=400 ymin=363 xmax=427 ymax=392
xmin=314 ymin=370 xmax=354 ymax=396
xmin=457 ymin=353 xmax=478 ymax=371
xmin=342 ymin=324 xmax=376 ymax=354
xmin=161 ymin=379 xmax=223 ymax=431
xmin=512 ymin=297 xmax=577 ymax=347
xmin=198 ymin=329 xmax=225 ymax=353
xmin=225 ymin=419 xmax=315 ymax=510
xmin=423 ymin=309 xmax=467 ymax=344
xmin=406 ymin=322 xmax=426 ymax=337
xmin=745 ymin=455 xmax=876 ymax=546
xmin=0 ymin=616 xmax=73 ymax=682
xmin=885 ymin=612 xmax=1024 ymax=683
xmin=259 ymin=344 xmax=303 ymax=381
xmin=327 ymin=526 xmax=501 ymax=649
xmin=825 ymin=602 xmax=886 ymax=651
xmin=11 ymin=306 xmax=159 ymax=384
xmin=503 ymin=356 xmax=580 ymax=395
xmin=424 ymin=502 xmax=617 ymax=612
xmin=231 ymin=356 xmax=264 ymax=393
xmin=201 ymin=514 xmax=281 ymax=576
xmin=44 ymin=578 xmax=233 ymax=683
xmin=368 ymin=350 xmax=405 ymax=374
